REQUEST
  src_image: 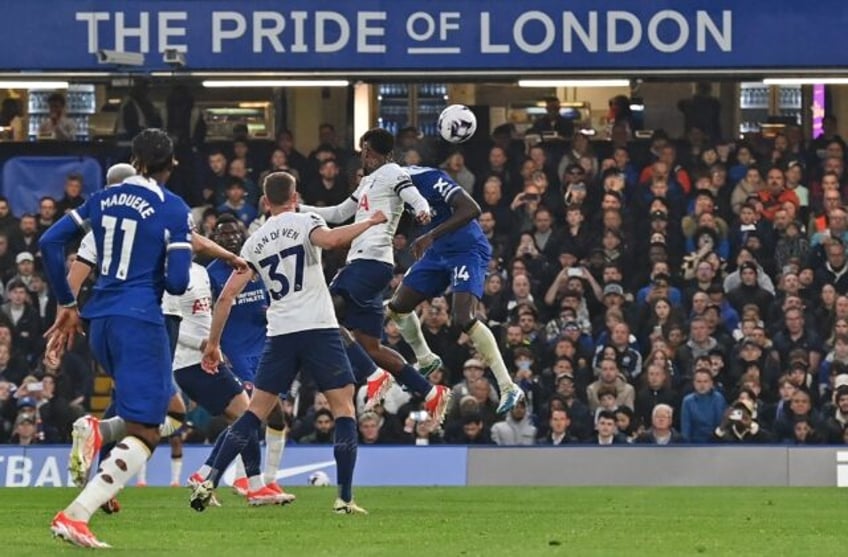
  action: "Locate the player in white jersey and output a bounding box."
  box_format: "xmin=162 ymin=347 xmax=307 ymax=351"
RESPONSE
xmin=191 ymin=171 xmax=385 ymax=513
xmin=299 ymin=128 xmax=451 ymax=425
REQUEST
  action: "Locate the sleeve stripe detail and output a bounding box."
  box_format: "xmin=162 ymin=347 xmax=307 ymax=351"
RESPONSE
xmin=394 ymin=179 xmax=414 ymax=193
xmin=444 ymin=187 xmax=461 ymax=202
xmin=69 ymin=210 xmax=84 ymax=227
xmin=349 ymin=194 xmax=359 ymax=202
xmin=75 ymin=256 xmax=96 ymax=268
xmin=167 ymin=242 xmax=193 ymax=251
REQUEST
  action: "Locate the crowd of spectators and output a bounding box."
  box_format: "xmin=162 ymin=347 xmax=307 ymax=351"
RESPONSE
xmin=3 ymin=106 xmax=848 ymax=449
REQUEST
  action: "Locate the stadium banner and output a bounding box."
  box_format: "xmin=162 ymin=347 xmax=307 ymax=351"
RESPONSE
xmin=0 ymin=446 xmax=467 ymax=488
xmin=467 ymin=447 xmax=844 ymax=487
xmin=0 ymin=1 xmax=845 ymax=72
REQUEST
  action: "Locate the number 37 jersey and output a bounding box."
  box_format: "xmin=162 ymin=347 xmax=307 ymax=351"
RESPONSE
xmin=240 ymin=211 xmax=338 ymax=337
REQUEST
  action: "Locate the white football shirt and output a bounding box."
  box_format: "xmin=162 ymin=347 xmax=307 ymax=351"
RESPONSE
xmin=348 ymin=162 xmax=412 ymax=266
xmin=78 ymin=229 xmax=182 ymax=318
xmin=167 ymin=262 xmax=213 ymax=370
xmin=241 ymin=211 xmax=338 ymax=336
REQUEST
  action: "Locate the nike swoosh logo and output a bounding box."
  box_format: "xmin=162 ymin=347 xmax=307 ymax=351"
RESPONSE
xmin=222 ymin=460 xmax=336 ymax=485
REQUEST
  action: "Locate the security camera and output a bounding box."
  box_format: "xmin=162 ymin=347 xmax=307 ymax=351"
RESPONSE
xmin=96 ymin=50 xmax=145 ymax=67
xmin=163 ymin=49 xmax=186 ymax=69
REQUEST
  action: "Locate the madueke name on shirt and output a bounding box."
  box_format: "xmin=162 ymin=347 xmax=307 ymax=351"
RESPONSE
xmin=99 ymin=193 xmax=156 ymax=219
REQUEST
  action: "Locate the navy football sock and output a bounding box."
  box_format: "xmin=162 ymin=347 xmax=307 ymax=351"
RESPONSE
xmin=204 ymin=428 xmax=227 ymax=467
xmin=333 ymin=417 xmax=357 ymax=503
xmin=396 ymin=364 xmax=432 ymax=397
xmin=241 ymin=430 xmax=262 ymax=479
xmin=345 ymin=342 xmax=377 ymax=383
xmin=208 ymin=411 xmax=261 ymax=488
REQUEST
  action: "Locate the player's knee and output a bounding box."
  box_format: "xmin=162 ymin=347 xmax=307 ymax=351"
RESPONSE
xmin=167 ymin=411 xmax=186 ymax=425
xmin=266 ymin=402 xmax=287 ymax=431
xmin=125 ymin=424 xmax=160 ymax=452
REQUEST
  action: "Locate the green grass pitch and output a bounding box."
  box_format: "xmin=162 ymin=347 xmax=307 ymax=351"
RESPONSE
xmin=1 ymin=486 xmax=845 ymax=555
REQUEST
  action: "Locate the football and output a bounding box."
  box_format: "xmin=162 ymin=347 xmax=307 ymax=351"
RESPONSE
xmin=308 ymin=471 xmax=331 ymax=486
xmin=438 ymin=104 xmax=477 ymax=143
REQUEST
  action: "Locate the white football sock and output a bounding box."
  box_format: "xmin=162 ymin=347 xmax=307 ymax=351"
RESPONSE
xmin=170 ymin=457 xmax=183 ymax=485
xmin=263 ymin=427 xmax=286 ymax=485
xmin=467 ymin=321 xmax=513 ymax=391
xmin=65 ymin=436 xmax=150 ymax=522
xmin=391 ymin=310 xmax=435 ymax=363
xmin=197 ymin=464 xmax=212 ymax=478
xmin=233 ymin=454 xmax=246 ymax=480
xmin=136 ymin=460 xmax=147 ymax=485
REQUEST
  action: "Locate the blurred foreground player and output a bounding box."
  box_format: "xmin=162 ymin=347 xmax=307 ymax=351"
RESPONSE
xmin=41 ymin=129 xmax=192 ymax=548
xmin=191 ymin=172 xmax=384 ymax=514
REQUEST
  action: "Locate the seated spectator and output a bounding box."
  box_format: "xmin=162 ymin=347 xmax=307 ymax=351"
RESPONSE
xmin=635 ymin=362 xmax=679 ymax=429
xmin=446 ymin=413 xmax=492 ymax=444
xmin=537 ymin=406 xmax=579 ymax=445
xmin=228 ymin=157 xmax=260 ymax=208
xmin=491 ymin=397 xmax=536 ymax=445
xmin=55 ymin=173 xmax=86 ymax=214
xmin=37 ymin=92 xmax=75 ymax=140
xmin=635 ymin=404 xmax=683 ymax=444
xmin=681 ymin=369 xmax=727 ymax=442
xmin=790 ymin=415 xmax=825 ymax=445
xmin=9 ymin=215 xmax=39 ymax=261
xmin=586 ymin=358 xmax=635 ymax=412
xmin=823 ymin=384 xmax=848 ymax=442
xmin=2 ymin=280 xmax=42 ymax=363
xmin=589 ymin=409 xmax=629 ymax=444
xmin=216 ymin=179 xmax=257 ymax=227
xmin=298 ymin=409 xmax=335 ymax=444
xmin=712 ymin=399 xmax=772 ymax=443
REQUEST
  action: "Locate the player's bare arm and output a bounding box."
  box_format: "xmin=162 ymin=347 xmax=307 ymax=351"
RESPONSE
xmin=309 ymin=210 xmax=388 ymax=250
xmin=411 ymin=190 xmax=481 ymax=259
xmin=202 ymin=268 xmax=255 ymax=374
xmin=191 ymin=232 xmax=249 ymax=273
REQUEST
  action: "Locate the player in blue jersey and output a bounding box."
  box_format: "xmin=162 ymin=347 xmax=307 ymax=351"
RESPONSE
xmin=190 ymin=213 xmax=293 ymax=500
xmin=41 ymin=129 xmax=193 ymax=548
xmin=387 ymin=166 xmax=524 ymax=414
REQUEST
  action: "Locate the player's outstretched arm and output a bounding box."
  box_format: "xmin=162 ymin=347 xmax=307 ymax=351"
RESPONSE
xmin=191 ymin=231 xmax=249 ymax=273
xmin=410 ymin=190 xmax=481 ymax=259
xmin=398 ymin=183 xmax=432 ymax=224
xmin=300 ymin=196 xmax=358 ymax=224
xmin=309 ymin=210 xmax=388 ymax=250
xmin=202 ymin=269 xmax=254 ymax=373
xmin=40 ymin=214 xmax=87 ymax=350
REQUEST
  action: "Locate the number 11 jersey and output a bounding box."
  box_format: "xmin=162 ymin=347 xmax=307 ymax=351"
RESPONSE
xmin=73 ymin=175 xmax=193 ymax=324
xmin=241 ymin=211 xmax=338 ymax=337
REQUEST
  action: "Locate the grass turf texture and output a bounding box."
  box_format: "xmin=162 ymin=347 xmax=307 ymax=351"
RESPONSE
xmin=1 ymin=486 xmax=845 ymax=556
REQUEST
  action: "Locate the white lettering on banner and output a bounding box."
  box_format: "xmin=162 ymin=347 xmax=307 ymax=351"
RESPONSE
xmin=5 ymin=455 xmax=31 ymax=487
xmin=607 ymin=11 xmax=642 ymax=52
xmin=514 ymin=11 xmax=555 ymax=54
xmin=407 ymin=12 xmax=435 ymax=42
xmin=648 ymin=10 xmax=689 ymax=53
xmin=697 ymin=10 xmax=732 ymax=52
xmin=35 ymin=456 xmax=63 ymax=487
xmin=115 ymin=12 xmax=150 ymax=53
xmin=158 ymin=11 xmax=187 ymax=52
xmin=76 ymin=12 xmax=110 ymax=54
xmin=563 ymin=12 xmax=598 ymax=53
xmin=212 ymin=11 xmax=247 ymax=53
xmin=357 ymin=12 xmax=386 ymax=53
xmin=441 ymin=13 xmax=460 ymax=40
xmin=253 ymin=12 xmax=286 ymax=53
xmin=480 ymin=12 xmax=509 ymax=53
xmin=291 ymin=11 xmax=309 ymax=53
xmin=316 ymin=11 xmax=350 ymax=53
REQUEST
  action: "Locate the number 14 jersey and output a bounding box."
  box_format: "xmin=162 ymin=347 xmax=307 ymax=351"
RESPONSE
xmin=241 ymin=211 xmax=338 ymax=336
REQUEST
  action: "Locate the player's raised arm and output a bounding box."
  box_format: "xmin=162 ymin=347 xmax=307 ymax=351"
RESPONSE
xmin=163 ymin=200 xmax=194 ymax=296
xmin=202 ymin=268 xmax=254 ymax=373
xmin=300 ymin=195 xmax=359 ymax=223
xmin=396 ymin=173 xmax=432 ymax=224
xmin=309 ymin=210 xmax=388 ymax=250
xmin=191 ymin=231 xmax=249 ymax=273
xmin=411 ymin=188 xmax=481 ymax=259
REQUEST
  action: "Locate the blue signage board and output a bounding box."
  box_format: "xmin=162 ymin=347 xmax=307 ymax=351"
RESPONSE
xmin=0 ymin=1 xmax=844 ymax=72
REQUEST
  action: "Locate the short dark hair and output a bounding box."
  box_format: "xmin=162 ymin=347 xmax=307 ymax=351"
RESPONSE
xmin=597 ymin=410 xmax=616 ymax=423
xmin=65 ymin=172 xmax=83 ymax=184
xmin=361 ymin=128 xmax=394 ymax=156
xmin=7 ymin=280 xmax=26 ymax=292
xmin=263 ymin=172 xmax=297 ymax=206
xmin=131 ymin=129 xmax=174 ymax=175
